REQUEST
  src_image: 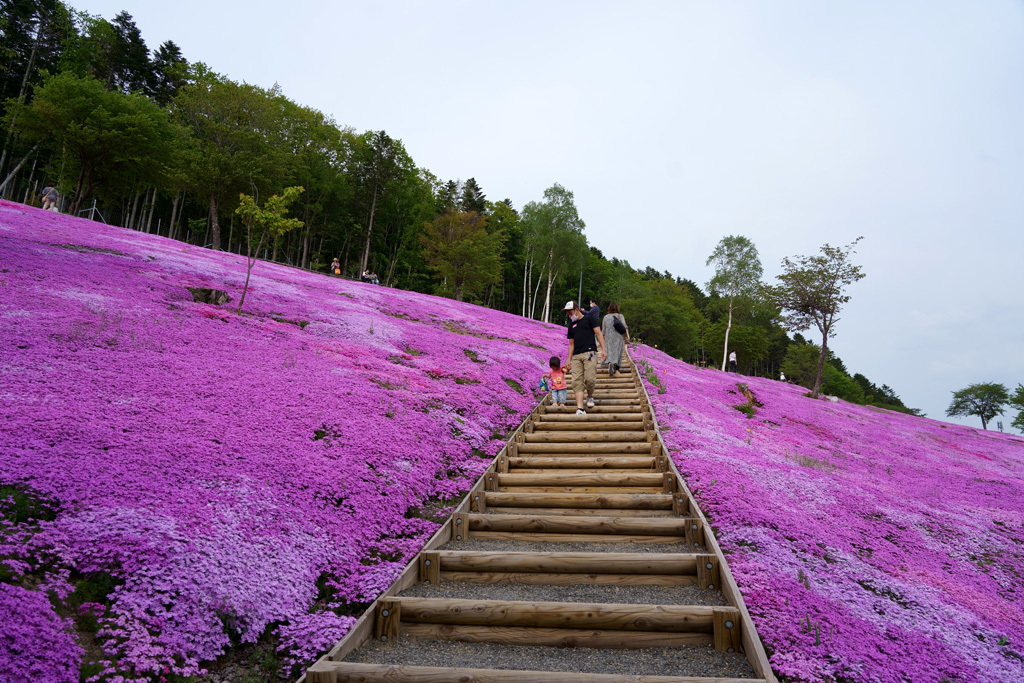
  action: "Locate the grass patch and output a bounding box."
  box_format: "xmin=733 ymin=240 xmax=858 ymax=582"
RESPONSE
xmin=0 ymin=484 xmax=59 ymax=525
xmin=464 ymin=349 xmax=484 ymax=363
xmin=733 ymin=383 xmax=762 ymax=419
xmin=785 ymin=448 xmax=839 ymax=473
xmin=56 ymin=244 xmax=127 ymax=257
xmin=271 ymin=316 xmax=309 ymax=329
xmin=503 ymin=377 xmax=525 ymax=394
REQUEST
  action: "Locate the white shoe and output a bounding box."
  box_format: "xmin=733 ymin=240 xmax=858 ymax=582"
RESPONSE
xmin=576 ymin=409 xmax=587 ymax=415
xmin=586 ymin=397 xmax=595 ymax=409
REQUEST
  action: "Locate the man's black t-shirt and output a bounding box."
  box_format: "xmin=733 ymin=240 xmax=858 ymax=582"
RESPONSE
xmin=567 ymin=315 xmax=598 ymax=354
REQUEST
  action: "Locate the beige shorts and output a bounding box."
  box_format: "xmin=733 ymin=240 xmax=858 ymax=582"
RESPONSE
xmin=570 ymin=351 xmax=597 ymax=397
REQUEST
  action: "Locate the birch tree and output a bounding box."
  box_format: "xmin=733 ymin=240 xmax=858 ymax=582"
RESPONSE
xmin=706 ymin=235 xmax=763 ymax=371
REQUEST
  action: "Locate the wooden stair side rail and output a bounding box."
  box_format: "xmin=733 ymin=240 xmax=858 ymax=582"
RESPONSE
xmin=628 ymin=347 xmax=778 ymax=683
xmin=309 ymin=393 xmax=554 ymax=676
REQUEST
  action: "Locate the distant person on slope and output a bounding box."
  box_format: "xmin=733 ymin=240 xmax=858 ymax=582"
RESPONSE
xmin=601 ymin=302 xmax=630 ymax=378
xmin=728 ymin=350 xmax=738 ymax=373
xmin=565 ymin=300 xmax=606 ymax=415
xmin=586 ymin=298 xmax=600 ymax=324
xmin=331 ymin=258 xmax=341 ymax=275
xmin=41 ymin=186 xmax=59 ymax=211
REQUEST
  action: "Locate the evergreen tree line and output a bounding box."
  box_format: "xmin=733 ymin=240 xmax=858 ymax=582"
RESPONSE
xmin=0 ymin=0 xmax=917 ymax=414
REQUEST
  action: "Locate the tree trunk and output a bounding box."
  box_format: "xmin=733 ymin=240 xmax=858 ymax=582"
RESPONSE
xmin=209 ymin=192 xmax=221 ymax=249
xmin=302 ymin=226 xmax=310 ymax=269
xmin=720 ymin=298 xmax=734 ymax=372
xmin=521 ymin=258 xmax=529 ymax=317
xmin=530 ymin=267 xmax=544 ymax=320
xmin=128 ymin=188 xmax=141 ymax=230
xmin=0 ymin=142 xmax=40 ymax=195
xmin=168 ymin=191 xmax=182 ymax=240
xmin=359 ymin=182 xmax=379 ymax=274
xmin=0 ymin=10 xmax=46 ymax=179
xmin=542 ymin=268 xmax=555 ymax=323
xmin=145 ymin=188 xmax=157 ymax=233
xmin=812 ymin=333 xmax=828 ymax=398
xmin=72 ymin=163 xmax=88 ymax=215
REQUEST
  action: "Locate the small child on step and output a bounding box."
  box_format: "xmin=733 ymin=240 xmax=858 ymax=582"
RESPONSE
xmin=544 ymin=356 xmax=568 ymax=407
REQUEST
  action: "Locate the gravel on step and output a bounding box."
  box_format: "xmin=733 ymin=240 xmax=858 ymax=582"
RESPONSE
xmin=398 ymin=579 xmax=728 ymax=607
xmin=344 ymin=638 xmax=758 ymax=679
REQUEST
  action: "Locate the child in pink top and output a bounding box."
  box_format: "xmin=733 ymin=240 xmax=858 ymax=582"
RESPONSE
xmin=544 ymin=356 xmax=568 ymax=406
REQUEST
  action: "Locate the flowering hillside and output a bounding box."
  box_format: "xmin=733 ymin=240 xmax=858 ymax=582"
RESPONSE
xmin=632 ymin=346 xmax=1024 ymax=683
xmin=1 ymin=201 xmax=1022 ymax=683
xmin=0 ymin=201 xmax=560 ymax=681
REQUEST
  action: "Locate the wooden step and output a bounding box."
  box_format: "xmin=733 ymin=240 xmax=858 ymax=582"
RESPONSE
xmin=373 ymin=598 xmax=743 ymax=649
xmin=465 ymin=513 xmax=694 ymax=537
xmin=533 ymin=420 xmax=646 ymax=430
xmin=484 ymin=492 xmax=674 ymax=510
xmin=517 ymin=442 xmax=655 ymax=454
xmin=524 ymin=432 xmax=651 ymax=443
xmin=486 ymin=507 xmax=675 ymax=518
xmin=498 ymin=473 xmax=664 ymax=487
xmin=425 ymin=550 xmax=722 ymax=588
xmin=508 ymin=456 xmax=656 ymax=469
xmin=308 ymin=662 xmax=765 ymax=683
xmin=541 ymin=408 xmax=644 ymax=417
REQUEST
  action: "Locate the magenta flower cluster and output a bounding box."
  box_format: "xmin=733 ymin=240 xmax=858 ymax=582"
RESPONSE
xmin=633 ymin=346 xmax=1024 ymax=683
xmin=0 ymin=201 xmax=562 ymax=679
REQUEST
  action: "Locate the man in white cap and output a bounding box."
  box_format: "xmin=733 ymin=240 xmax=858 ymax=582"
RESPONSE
xmin=564 ymin=300 xmax=606 ymax=415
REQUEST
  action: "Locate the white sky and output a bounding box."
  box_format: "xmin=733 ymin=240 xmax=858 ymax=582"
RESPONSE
xmin=73 ymin=0 xmax=1024 ymax=429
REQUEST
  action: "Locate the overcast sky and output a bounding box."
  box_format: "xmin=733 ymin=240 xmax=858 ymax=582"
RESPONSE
xmin=73 ymin=0 xmax=1024 ymax=429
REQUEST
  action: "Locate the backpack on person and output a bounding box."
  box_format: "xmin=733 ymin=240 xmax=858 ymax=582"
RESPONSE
xmin=612 ymin=315 xmax=627 ymax=336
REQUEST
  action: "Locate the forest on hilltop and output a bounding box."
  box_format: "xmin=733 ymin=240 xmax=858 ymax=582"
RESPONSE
xmin=0 ymin=0 xmax=916 ymax=413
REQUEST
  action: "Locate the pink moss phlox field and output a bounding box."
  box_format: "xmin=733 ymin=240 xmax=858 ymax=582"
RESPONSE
xmin=633 ymin=345 xmax=1024 ymax=683
xmin=0 ymin=201 xmax=561 ymax=678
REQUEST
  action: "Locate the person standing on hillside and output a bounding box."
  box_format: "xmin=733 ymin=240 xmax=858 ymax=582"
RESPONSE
xmin=564 ymin=300 xmax=606 ymax=415
xmin=41 ymin=186 xmax=59 ymax=211
xmin=728 ymin=350 xmax=738 ymax=373
xmin=602 ymin=302 xmax=630 ymax=377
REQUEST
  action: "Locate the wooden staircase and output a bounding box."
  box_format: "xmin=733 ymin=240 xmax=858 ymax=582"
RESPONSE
xmin=304 ymin=354 xmax=776 ymax=683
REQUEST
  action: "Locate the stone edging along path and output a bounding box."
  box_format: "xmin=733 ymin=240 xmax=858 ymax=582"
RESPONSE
xmin=302 ymin=350 xmax=778 ymax=683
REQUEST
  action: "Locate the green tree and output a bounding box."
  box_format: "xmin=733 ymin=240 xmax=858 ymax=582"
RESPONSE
xmin=148 ymin=40 xmax=188 ymax=105
xmin=420 ymin=210 xmax=504 ymax=302
xmin=352 ymin=130 xmax=415 ymax=274
xmin=6 ymin=71 xmax=174 ymax=213
xmin=1010 ymin=384 xmax=1024 ymax=434
xmin=767 ymin=237 xmax=866 ymax=398
xmin=459 ymin=177 xmax=486 ymax=214
xmin=519 ymin=183 xmax=586 ymax=322
xmin=234 ymin=186 xmax=304 ymax=313
xmin=706 ymin=235 xmax=763 ymax=371
xmin=946 ymin=382 xmax=1010 ymax=430
xmin=781 ymin=342 xmax=821 ymax=389
xmin=172 ymin=69 xmax=288 ymax=250
xmin=618 ymin=275 xmax=702 ymax=359
xmin=0 ymin=0 xmax=75 ymax=178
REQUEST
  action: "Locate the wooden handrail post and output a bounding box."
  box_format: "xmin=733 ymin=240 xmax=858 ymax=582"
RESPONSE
xmin=419 ymin=551 xmax=440 ymax=585
xmin=713 ymin=607 xmax=742 ymax=653
xmin=374 ymin=598 xmax=401 ymax=644
xmin=685 ymin=517 xmax=704 ymax=547
xmin=452 ymin=513 xmax=470 ymax=541
xmin=696 ymin=554 xmax=720 ymax=590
